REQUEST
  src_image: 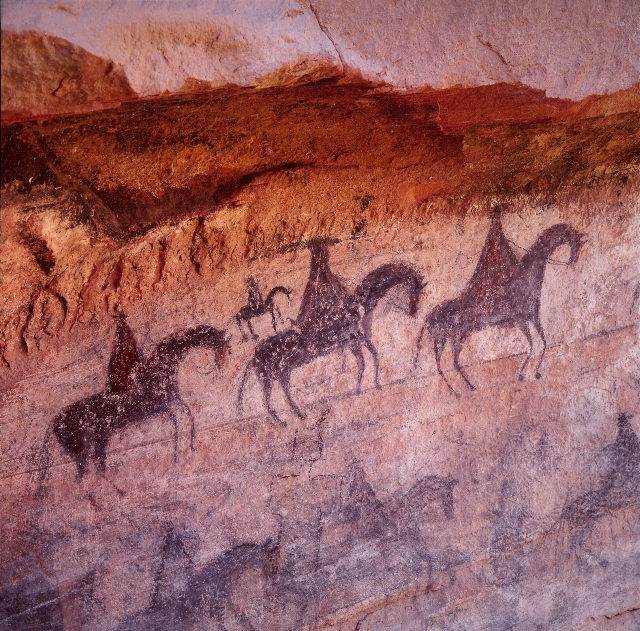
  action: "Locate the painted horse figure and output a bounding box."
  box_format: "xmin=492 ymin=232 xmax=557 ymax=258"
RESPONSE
xmin=415 ymin=210 xmax=586 ymax=392
xmin=53 ymin=313 xmax=229 ymax=477
xmin=239 ymin=240 xmax=424 ymax=424
xmin=235 ymin=277 xmax=291 ymax=341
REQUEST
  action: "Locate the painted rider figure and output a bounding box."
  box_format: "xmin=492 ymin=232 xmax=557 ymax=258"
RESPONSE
xmin=464 ymin=206 xmax=518 ymax=307
xmin=295 ymin=239 xmax=350 ymax=333
xmin=107 ymin=310 xmax=143 ymax=396
xmin=246 ymin=277 xmax=263 ymax=312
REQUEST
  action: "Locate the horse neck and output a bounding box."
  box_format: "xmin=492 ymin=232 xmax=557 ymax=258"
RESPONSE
xmin=517 ymin=236 xmax=560 ymax=284
xmin=143 ymin=335 xmax=202 ymax=378
xmin=357 ymin=267 xmax=415 ymax=312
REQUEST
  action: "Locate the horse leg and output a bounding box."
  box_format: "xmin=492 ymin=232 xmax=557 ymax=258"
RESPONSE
xmin=236 ymin=314 xmax=248 ymax=342
xmin=434 ymin=337 xmax=457 ymax=395
xmin=281 ymin=373 xmax=306 ymax=421
xmin=237 ymin=360 xmax=253 ymax=415
xmin=363 ymin=338 xmax=381 ymax=389
xmin=531 ymin=318 xmax=547 ymax=379
xmin=350 ymin=344 xmax=366 ymax=394
xmin=247 ymin=318 xmax=259 ymax=340
xmin=262 ymin=375 xmax=288 ymax=425
xmin=515 ymin=320 xmax=535 ymax=381
xmin=452 ymin=339 xmax=475 ymax=391
xmin=170 ymin=396 xmax=196 ymax=453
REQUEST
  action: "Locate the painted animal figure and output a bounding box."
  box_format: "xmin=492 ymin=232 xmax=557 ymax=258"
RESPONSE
xmin=235 ymin=277 xmax=291 ymax=341
xmin=415 ymin=211 xmax=586 ymax=392
xmin=53 ymin=315 xmax=229 ymax=477
xmin=116 ymin=532 xmax=281 ymax=631
xmin=239 ymin=250 xmax=424 ymax=424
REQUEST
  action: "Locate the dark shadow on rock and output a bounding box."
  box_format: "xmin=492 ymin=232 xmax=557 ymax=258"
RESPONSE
xmin=0 ymin=572 xmax=64 ymax=631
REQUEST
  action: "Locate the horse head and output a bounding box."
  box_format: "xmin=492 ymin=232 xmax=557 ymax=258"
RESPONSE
xmin=356 ymin=263 xmax=426 ymax=317
xmin=396 ymin=266 xmax=427 ymax=316
xmin=535 ymin=224 xmax=587 ymax=264
xmin=410 ymin=277 xmax=429 ymax=316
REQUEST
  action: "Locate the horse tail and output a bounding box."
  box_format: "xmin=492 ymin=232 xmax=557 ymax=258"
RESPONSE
xmin=237 ymin=357 xmax=256 ymax=415
xmin=265 ymin=286 xmax=291 ymax=304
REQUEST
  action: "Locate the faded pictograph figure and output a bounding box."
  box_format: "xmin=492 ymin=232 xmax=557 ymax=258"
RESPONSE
xmin=559 ymin=413 xmax=640 ymax=544
xmin=238 ymin=239 xmax=425 ymax=424
xmin=52 ymin=313 xmax=230 ymax=478
xmin=415 ymin=207 xmax=586 ymax=392
xmin=116 ymin=530 xmax=281 ymax=631
xmin=235 ymin=277 xmax=291 ymax=341
xmin=115 ymin=464 xmax=457 ymax=630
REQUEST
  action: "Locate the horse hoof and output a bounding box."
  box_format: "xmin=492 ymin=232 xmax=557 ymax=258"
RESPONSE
xmin=469 ymin=384 xmax=476 ymax=391
xmin=518 ymin=374 xmax=525 ymax=382
xmin=535 ymin=372 xmax=542 ymax=380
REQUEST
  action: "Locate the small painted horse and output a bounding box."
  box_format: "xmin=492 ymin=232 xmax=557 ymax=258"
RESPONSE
xmin=416 ymin=216 xmax=586 ymax=392
xmin=53 ymin=317 xmax=229 ymax=477
xmin=239 ymin=263 xmax=425 ymax=424
xmin=235 ymin=277 xmax=291 ymax=341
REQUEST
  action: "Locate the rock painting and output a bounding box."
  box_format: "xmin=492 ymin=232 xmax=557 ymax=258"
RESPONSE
xmin=114 ymin=464 xmax=457 ymax=630
xmin=238 ymin=239 xmax=425 ymax=424
xmin=560 ymin=413 xmax=640 ymax=544
xmin=235 ymin=277 xmax=291 ymax=341
xmin=116 ymin=529 xmax=281 ymax=631
xmin=416 ymin=208 xmax=586 ymax=392
xmin=52 ymin=313 xmax=229 ymax=477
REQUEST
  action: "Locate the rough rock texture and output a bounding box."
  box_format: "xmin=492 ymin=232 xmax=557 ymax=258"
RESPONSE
xmin=0 ymin=31 xmax=137 ymax=124
xmin=2 ymin=0 xmax=639 ymax=121
xmin=1 ymin=75 xmax=639 ymax=629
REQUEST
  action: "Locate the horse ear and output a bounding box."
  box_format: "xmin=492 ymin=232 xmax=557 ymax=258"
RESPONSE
xmin=421 ymin=281 xmax=429 ymax=290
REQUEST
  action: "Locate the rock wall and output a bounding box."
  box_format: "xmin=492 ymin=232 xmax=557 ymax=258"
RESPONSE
xmin=2 ymin=0 xmax=639 ymax=121
xmin=1 ymin=4 xmax=640 ymax=630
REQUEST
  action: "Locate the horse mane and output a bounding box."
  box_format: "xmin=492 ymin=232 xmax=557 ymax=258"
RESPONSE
xmin=352 ymin=263 xmax=423 ymax=313
xmin=265 ymin=286 xmax=290 ymax=302
xmin=145 ymin=326 xmax=227 ymax=368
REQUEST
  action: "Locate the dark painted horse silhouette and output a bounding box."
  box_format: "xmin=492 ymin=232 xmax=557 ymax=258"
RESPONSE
xmin=53 ymin=313 xmax=229 ymax=477
xmin=415 ymin=210 xmax=586 ymax=392
xmin=116 ymin=531 xmax=281 ymax=631
xmin=235 ymin=277 xmax=291 ymax=341
xmin=239 ymin=240 xmax=424 ymax=424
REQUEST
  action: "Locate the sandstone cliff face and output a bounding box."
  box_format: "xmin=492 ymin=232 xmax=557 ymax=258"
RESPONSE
xmin=2 ymin=0 xmax=639 ymax=121
xmin=1 ymin=4 xmax=639 ymax=630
